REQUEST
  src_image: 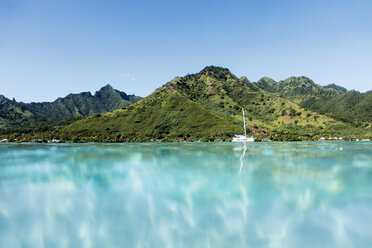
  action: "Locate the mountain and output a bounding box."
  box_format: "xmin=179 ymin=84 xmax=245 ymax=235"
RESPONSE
xmin=301 ymin=90 xmax=372 ymax=125
xmin=1 ymin=66 xmax=370 ymax=142
xmin=253 ymin=76 xmax=371 ymax=127
xmin=0 ymin=85 xmax=141 ymax=129
xmin=12 ymin=66 xmax=365 ymax=143
xmin=324 ymin=83 xmax=347 ymax=94
xmin=255 ymin=76 xmax=346 ymax=102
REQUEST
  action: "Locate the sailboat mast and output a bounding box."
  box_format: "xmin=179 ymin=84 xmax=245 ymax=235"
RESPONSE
xmin=242 ymin=108 xmax=247 ymax=137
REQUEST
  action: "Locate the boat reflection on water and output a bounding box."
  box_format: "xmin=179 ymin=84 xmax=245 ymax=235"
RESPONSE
xmin=233 ymin=143 xmax=248 ymax=176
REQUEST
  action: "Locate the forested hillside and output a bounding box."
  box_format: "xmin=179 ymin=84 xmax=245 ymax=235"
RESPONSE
xmin=3 ymin=66 xmax=368 ymax=142
xmin=1 ymin=66 xmax=370 ymax=142
xmin=300 ymin=90 xmax=372 ymax=125
xmin=253 ymin=76 xmax=370 ymax=127
xmin=0 ymin=85 xmax=141 ymax=128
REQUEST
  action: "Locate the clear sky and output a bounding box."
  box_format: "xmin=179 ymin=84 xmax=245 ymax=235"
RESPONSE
xmin=1 ymin=0 xmax=371 ymax=102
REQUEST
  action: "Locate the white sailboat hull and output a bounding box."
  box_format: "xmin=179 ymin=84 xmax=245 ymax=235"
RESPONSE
xmin=232 ymin=136 xmax=255 ymax=142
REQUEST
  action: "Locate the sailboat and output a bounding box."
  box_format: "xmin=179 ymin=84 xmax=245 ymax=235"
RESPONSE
xmin=232 ymin=108 xmax=255 ymax=142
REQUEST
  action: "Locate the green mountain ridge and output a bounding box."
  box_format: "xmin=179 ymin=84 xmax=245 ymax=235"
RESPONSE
xmin=301 ymin=90 xmax=372 ymax=124
xmin=0 ymin=85 xmax=141 ymax=129
xmin=10 ymin=66 xmax=366 ymax=142
xmin=253 ymin=76 xmax=371 ymax=126
xmin=255 ymin=76 xmax=346 ymax=101
xmin=1 ymin=66 xmax=370 ymax=142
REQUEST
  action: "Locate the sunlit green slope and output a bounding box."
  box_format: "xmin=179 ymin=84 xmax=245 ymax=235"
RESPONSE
xmin=55 ymin=66 xmax=369 ymax=142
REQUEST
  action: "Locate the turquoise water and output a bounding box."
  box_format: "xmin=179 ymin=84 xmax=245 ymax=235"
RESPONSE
xmin=0 ymin=142 xmax=372 ymax=248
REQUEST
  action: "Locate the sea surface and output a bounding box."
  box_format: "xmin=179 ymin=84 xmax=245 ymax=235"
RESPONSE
xmin=0 ymin=142 xmax=371 ymax=248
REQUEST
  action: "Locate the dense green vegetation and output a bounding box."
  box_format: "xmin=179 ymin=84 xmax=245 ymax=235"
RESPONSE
xmin=0 ymin=85 xmax=141 ymax=129
xmin=255 ymin=76 xmax=346 ymax=101
xmin=1 ymin=66 xmax=370 ymax=142
xmin=254 ymin=76 xmax=371 ymax=128
xmin=301 ymin=90 xmax=372 ymax=125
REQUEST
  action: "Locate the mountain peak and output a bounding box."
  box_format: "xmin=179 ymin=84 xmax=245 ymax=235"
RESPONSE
xmin=257 ymin=77 xmax=276 ymax=84
xmin=283 ymin=76 xmax=315 ymax=85
xmin=324 ymin=83 xmax=347 ymax=94
xmin=94 ymin=84 xmax=120 ymax=100
xmin=198 ymin=66 xmax=235 ymax=80
xmin=99 ymin=84 xmax=114 ymax=91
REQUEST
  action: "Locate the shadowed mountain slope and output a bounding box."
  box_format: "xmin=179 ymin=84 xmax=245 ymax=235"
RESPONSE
xmin=0 ymin=85 xmax=141 ymax=128
xmin=301 ymin=90 xmax=372 ymax=124
xmin=254 ymin=76 xmax=371 ymax=126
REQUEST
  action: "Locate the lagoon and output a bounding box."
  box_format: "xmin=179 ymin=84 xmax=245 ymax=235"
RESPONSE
xmin=0 ymin=142 xmax=372 ymax=247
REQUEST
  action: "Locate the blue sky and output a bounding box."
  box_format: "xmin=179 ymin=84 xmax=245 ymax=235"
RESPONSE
xmin=1 ymin=0 xmax=371 ymax=102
